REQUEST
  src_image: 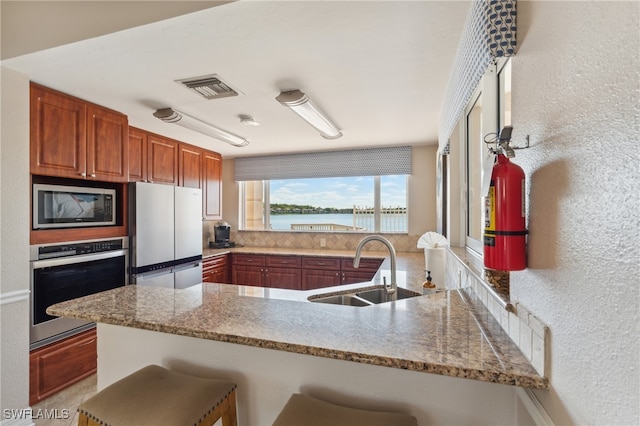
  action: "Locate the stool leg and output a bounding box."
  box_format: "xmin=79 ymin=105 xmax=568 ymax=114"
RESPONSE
xmin=78 ymin=412 xmax=101 ymax=426
xmin=221 ymin=389 xmax=238 ymax=426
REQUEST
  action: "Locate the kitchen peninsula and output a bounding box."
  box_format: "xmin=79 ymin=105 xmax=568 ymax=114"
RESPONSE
xmin=48 ymin=251 xmax=546 ymax=425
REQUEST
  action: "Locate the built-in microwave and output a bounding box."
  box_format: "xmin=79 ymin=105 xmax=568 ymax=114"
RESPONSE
xmin=33 ymin=183 xmax=116 ymax=229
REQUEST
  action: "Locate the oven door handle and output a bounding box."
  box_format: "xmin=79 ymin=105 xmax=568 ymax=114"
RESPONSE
xmin=31 ymin=249 xmax=128 ymax=269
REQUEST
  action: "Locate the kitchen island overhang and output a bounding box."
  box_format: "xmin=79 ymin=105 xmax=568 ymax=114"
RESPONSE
xmin=47 ymin=281 xmax=547 ymax=390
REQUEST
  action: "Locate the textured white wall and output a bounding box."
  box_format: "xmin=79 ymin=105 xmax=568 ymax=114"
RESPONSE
xmin=0 ymin=67 xmax=31 ymax=412
xmin=510 ymin=2 xmax=639 ymax=425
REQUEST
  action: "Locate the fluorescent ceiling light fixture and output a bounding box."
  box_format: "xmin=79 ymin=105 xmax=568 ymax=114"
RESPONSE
xmin=276 ymin=90 xmax=342 ymax=139
xmin=153 ymin=108 xmax=249 ymax=147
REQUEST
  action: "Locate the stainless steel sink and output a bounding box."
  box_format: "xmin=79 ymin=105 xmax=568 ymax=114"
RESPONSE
xmin=308 ymin=286 xmax=421 ymax=307
xmin=356 ymin=287 xmax=420 ymax=304
xmin=310 ymin=294 xmax=371 ymax=307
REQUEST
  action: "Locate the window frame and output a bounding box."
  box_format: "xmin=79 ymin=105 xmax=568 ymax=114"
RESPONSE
xmin=458 ymin=59 xmax=509 ymax=255
xmin=239 ymin=175 xmax=409 ymax=234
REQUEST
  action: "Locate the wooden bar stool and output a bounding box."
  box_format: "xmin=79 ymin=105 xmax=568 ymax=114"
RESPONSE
xmin=78 ymin=365 xmax=237 ymax=426
xmin=272 ymin=393 xmax=417 ymax=426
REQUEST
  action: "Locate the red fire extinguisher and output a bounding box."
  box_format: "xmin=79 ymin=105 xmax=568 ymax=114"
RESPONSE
xmin=483 ymin=154 xmax=527 ymax=271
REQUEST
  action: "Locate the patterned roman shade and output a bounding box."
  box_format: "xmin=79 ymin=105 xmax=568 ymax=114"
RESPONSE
xmin=234 ymin=146 xmax=412 ymax=181
xmin=438 ymin=0 xmax=517 ymax=153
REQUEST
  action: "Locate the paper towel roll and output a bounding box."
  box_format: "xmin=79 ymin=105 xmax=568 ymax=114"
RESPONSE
xmin=424 ymin=248 xmax=446 ymax=289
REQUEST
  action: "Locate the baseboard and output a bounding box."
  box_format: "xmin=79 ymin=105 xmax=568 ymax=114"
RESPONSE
xmin=516 ymin=388 xmax=554 ymax=426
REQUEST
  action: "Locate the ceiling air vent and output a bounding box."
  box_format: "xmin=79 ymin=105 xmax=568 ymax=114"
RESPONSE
xmin=176 ymin=74 xmax=239 ymax=100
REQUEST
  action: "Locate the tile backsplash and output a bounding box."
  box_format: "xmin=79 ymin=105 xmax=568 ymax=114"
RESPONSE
xmin=446 ymin=247 xmax=549 ymax=378
xmin=203 ymin=226 xmax=423 ymax=253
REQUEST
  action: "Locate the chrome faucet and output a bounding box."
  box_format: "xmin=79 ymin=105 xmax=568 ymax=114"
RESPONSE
xmin=354 ymin=235 xmax=397 ymax=296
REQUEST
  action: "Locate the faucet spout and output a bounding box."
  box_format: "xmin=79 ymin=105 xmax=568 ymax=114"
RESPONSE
xmin=354 ymin=235 xmax=397 ymax=295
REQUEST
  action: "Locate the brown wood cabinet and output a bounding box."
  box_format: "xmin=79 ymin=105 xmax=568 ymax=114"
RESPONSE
xmin=300 ymin=256 xmax=342 ymax=289
xmin=203 ymin=151 xmax=222 ymax=220
xmin=232 ymin=254 xmax=264 ymax=286
xmin=29 ymin=328 xmax=97 ymax=405
xmin=301 ymin=269 xmax=341 ymax=290
xmin=202 ymin=254 xmax=230 ymax=283
xmin=30 ymin=83 xmax=128 ymax=182
xmin=128 ymin=127 xmax=148 ymax=182
xmin=231 ymin=254 xmax=302 ymax=289
xmin=128 ymin=127 xmax=222 ymax=219
xmin=232 ymin=253 xmax=384 ymax=291
xmin=147 ymin=133 xmax=179 ymax=185
xmin=179 ymin=143 xmax=203 ymax=189
xmin=340 ymin=258 xmax=384 ymax=285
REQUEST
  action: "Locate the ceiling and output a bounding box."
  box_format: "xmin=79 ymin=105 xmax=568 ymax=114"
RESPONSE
xmin=1 ymin=1 xmax=470 ymax=158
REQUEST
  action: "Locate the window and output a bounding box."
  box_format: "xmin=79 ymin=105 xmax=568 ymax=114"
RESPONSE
xmin=240 ymin=175 xmax=407 ymax=233
xmin=466 ymin=89 xmax=484 ymax=252
xmin=461 ymin=59 xmax=511 ymax=254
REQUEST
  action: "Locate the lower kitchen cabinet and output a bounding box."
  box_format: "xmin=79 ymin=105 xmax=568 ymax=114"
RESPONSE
xmin=301 ymin=269 xmax=341 ymax=290
xmin=263 ymin=267 xmax=302 ymax=290
xmin=29 ymin=327 xmax=97 ymax=405
xmin=232 ymin=254 xmax=302 ymax=289
xmin=202 ymin=254 xmax=230 ymax=283
xmin=232 ymin=253 xmax=384 ymax=291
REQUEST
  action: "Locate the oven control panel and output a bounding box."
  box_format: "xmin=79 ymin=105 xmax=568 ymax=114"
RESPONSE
xmin=34 ymin=238 xmax=126 ymax=260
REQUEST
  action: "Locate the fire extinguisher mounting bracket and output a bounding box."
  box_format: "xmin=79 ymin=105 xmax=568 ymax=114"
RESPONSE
xmin=484 ymin=126 xmax=530 ymax=158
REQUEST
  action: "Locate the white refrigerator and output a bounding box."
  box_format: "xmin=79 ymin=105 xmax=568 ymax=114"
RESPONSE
xmin=129 ymin=182 xmax=203 ymax=289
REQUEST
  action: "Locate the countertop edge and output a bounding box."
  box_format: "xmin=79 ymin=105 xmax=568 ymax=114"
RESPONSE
xmin=48 ymin=291 xmax=548 ymax=390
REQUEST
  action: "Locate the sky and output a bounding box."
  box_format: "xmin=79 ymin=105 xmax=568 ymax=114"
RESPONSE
xmin=270 ymin=175 xmax=407 ymax=210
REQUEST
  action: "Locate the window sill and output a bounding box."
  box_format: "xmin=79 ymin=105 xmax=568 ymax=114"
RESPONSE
xmin=448 ymin=246 xmax=514 ymax=312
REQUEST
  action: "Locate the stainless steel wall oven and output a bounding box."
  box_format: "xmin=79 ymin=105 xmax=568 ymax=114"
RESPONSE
xmin=30 ymin=237 xmax=128 ymax=349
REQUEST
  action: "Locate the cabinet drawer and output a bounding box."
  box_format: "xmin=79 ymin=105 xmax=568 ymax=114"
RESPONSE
xmin=265 ymin=255 xmax=301 ymax=268
xmin=232 ymin=254 xmax=265 ymax=266
xmin=203 ymin=254 xmax=228 ymax=270
xmin=341 ymin=257 xmax=384 ymax=272
xmin=301 ymin=257 xmax=341 ymax=270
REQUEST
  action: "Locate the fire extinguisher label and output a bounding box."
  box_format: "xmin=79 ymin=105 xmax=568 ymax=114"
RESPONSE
xmin=485 ymin=183 xmax=496 ymax=231
xmin=484 ymin=183 xmax=496 ymax=247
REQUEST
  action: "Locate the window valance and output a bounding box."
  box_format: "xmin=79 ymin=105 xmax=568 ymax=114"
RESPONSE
xmin=438 ymin=0 xmax=517 ymax=153
xmin=234 ymin=146 xmax=412 ymax=181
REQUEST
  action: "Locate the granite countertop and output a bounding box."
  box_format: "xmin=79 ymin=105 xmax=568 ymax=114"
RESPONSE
xmin=48 ymin=249 xmax=548 ymax=389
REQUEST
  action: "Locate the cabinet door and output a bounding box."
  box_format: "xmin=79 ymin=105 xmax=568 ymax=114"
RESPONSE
xmin=341 ymin=271 xmax=377 ymax=285
xmin=147 ymin=134 xmax=179 ymax=185
xmin=302 ymin=269 xmax=341 ymax=290
xmin=86 ymin=104 xmax=129 ymax=182
xmin=264 ymin=267 xmax=302 ymax=290
xmin=29 ymin=328 xmax=97 ymax=405
xmin=30 ymin=84 xmax=87 ymax=178
xmin=232 ymin=265 xmax=264 ymax=286
xmin=203 ymin=151 xmax=222 ymax=219
xmin=128 ymin=127 xmax=147 ymax=182
xmin=203 ymin=254 xmax=229 ymax=283
xmin=179 ymin=144 xmax=203 ymax=189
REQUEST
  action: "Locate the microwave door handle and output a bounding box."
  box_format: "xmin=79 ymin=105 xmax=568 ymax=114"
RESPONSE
xmin=31 ymin=249 xmax=127 ymax=269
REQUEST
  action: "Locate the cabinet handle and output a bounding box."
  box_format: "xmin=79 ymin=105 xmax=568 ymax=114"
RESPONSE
xmin=76 ymin=338 xmax=96 ymax=347
xmin=80 ymin=172 xmax=87 ymax=177
xmin=90 ymin=173 xmax=96 ymax=178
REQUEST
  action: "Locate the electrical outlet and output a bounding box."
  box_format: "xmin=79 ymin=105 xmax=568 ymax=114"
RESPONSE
xmin=320 ymin=238 xmax=326 ymax=248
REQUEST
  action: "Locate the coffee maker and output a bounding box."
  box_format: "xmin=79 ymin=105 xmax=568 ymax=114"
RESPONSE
xmin=210 ymin=221 xmax=234 ymax=248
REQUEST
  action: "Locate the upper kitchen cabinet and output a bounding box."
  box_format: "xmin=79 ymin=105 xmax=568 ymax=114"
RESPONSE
xmin=147 ymin=134 xmax=179 ymax=185
xmin=128 ymin=127 xmax=148 ymax=182
xmin=202 ymin=151 xmax=222 ymax=220
xmin=30 ymin=83 xmax=129 ymax=182
xmin=179 ymin=143 xmax=203 ymax=189
xmin=129 ymin=127 xmax=180 ymax=185
xmin=128 ymin=127 xmax=222 ymax=219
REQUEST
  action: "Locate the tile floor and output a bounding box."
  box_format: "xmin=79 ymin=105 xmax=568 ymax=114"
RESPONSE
xmin=32 ymin=374 xmax=97 ymax=426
